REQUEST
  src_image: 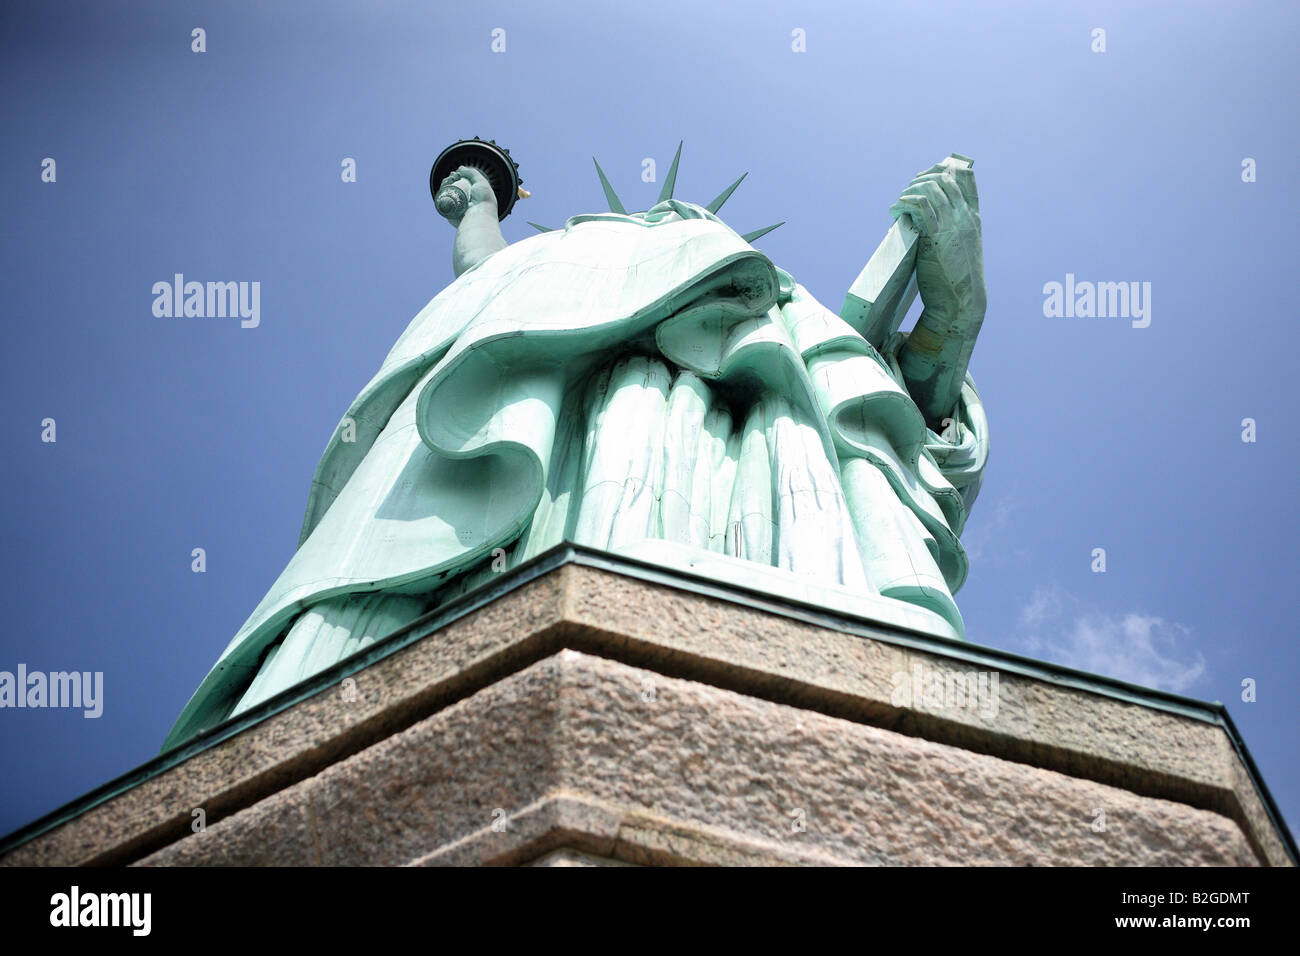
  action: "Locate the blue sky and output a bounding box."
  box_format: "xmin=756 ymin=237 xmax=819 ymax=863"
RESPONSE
xmin=2 ymin=0 xmax=1297 ymax=841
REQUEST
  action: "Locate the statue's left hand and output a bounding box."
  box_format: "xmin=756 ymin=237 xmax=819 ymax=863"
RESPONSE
xmin=889 ymin=163 xmax=986 ymax=321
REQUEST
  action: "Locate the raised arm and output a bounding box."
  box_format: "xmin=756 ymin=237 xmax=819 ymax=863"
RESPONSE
xmin=434 ymin=165 xmax=508 ymax=277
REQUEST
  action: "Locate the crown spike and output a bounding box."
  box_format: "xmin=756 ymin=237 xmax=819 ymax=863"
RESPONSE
xmin=527 ymin=222 xmax=553 ymax=233
xmin=706 ymin=172 xmax=749 ymax=214
xmin=741 ymin=221 xmax=785 ymax=243
xmin=592 ymin=157 xmax=627 ymax=214
xmin=656 ymin=141 xmax=684 ymax=204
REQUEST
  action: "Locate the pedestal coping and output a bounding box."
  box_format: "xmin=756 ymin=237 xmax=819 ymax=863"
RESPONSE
xmin=1 ymin=543 xmax=1294 ymax=865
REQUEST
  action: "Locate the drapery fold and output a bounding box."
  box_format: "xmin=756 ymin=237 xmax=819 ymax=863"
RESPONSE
xmin=164 ymin=204 xmax=988 ymax=750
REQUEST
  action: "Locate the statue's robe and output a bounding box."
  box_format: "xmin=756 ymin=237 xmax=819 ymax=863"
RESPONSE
xmin=163 ymin=201 xmax=989 ymax=749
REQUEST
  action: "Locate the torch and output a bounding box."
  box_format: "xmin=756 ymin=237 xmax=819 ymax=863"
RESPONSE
xmin=430 ymin=137 xmax=529 ymax=222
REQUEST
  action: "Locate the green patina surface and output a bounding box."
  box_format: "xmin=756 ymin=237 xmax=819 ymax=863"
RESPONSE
xmin=164 ymin=147 xmax=991 ymax=750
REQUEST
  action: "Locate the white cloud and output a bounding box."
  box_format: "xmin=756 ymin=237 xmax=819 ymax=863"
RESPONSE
xmin=1018 ymin=583 xmax=1063 ymax=627
xmin=1010 ymin=586 xmax=1206 ymax=694
xmin=960 ymin=496 xmax=1013 ymax=563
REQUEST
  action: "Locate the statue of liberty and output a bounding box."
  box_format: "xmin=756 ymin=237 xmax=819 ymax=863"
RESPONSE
xmin=163 ymin=139 xmax=990 ymax=749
